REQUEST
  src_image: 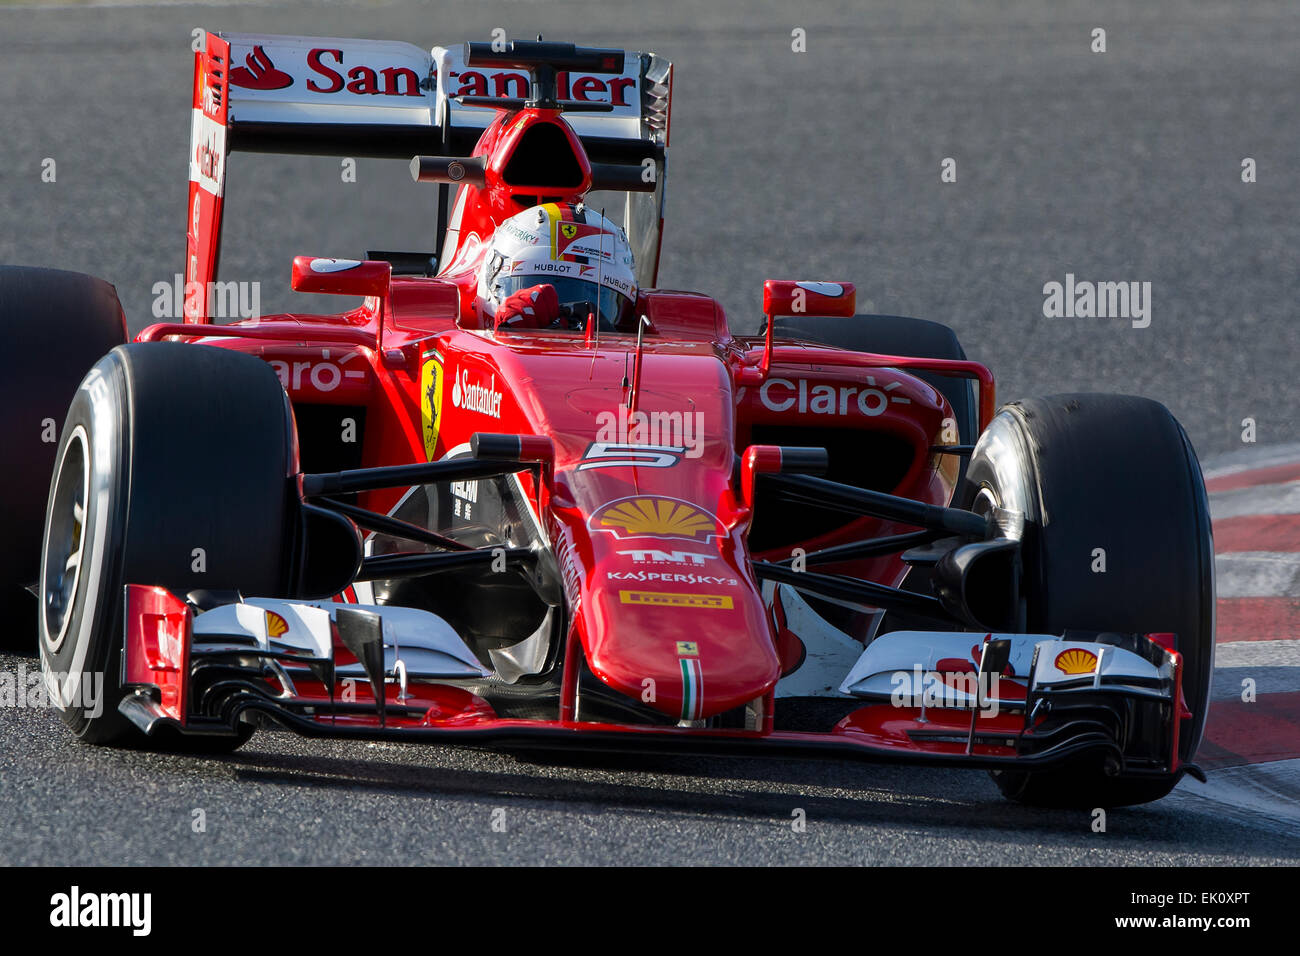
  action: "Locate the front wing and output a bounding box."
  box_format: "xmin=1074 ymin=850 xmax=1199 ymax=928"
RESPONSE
xmin=115 ymin=584 xmax=1200 ymax=782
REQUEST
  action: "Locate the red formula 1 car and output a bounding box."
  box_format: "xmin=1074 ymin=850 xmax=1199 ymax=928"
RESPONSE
xmin=0 ymin=34 xmax=1215 ymax=807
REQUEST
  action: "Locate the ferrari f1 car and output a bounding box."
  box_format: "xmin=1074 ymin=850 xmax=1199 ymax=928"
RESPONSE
xmin=1 ymin=34 xmax=1214 ymax=807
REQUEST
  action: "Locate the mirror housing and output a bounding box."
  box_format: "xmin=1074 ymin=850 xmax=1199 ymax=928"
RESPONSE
xmin=762 ymin=279 xmax=856 ymax=318
xmin=291 ymin=257 xmax=392 ymax=298
xmin=409 ymin=155 xmax=487 ymax=188
xmin=739 ymin=280 xmax=859 ymax=384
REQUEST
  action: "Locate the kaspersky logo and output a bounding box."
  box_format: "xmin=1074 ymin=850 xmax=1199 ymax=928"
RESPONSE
xmin=451 ymin=367 xmax=502 ymax=418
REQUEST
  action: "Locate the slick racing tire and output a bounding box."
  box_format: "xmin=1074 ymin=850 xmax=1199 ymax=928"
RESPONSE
xmin=962 ymin=394 xmax=1214 ymax=808
xmin=0 ymin=267 xmax=126 ymax=647
xmin=39 ymin=343 xmax=297 ymax=746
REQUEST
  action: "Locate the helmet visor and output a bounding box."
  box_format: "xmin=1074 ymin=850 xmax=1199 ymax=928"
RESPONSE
xmin=497 ymin=275 xmax=637 ymax=332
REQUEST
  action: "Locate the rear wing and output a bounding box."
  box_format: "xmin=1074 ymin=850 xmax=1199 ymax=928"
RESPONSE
xmin=185 ymin=31 xmax=672 ymax=322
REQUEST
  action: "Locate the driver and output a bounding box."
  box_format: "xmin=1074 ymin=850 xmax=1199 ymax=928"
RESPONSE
xmin=478 ymin=202 xmax=638 ymax=333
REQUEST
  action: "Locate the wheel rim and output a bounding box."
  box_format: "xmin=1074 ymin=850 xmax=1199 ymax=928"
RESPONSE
xmin=967 ymin=410 xmax=1035 ymax=542
xmin=971 ymin=485 xmax=1000 ymax=521
xmin=43 ymin=426 xmax=90 ymax=653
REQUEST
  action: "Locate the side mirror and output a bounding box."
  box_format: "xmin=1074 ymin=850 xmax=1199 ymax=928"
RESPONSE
xmin=762 ymin=279 xmax=856 ymax=319
xmin=739 ymin=280 xmax=858 ymax=384
xmin=291 ymin=257 xmax=392 ymax=298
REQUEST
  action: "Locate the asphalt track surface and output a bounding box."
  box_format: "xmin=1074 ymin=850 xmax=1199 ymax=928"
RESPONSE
xmin=1 ymin=1 xmax=1299 ymax=865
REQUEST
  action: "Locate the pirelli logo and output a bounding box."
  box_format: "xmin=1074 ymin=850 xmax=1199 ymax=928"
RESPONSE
xmin=619 ymin=590 xmax=734 ymax=610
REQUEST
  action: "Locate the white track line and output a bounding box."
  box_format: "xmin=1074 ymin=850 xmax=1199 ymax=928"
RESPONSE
xmin=1214 ymin=639 xmax=1300 ymax=667
xmin=1208 ymin=481 xmax=1300 ymax=520
xmin=1203 ymin=442 xmax=1300 ymax=480
xmin=1211 ymin=639 xmax=1300 ymax=700
xmin=1181 ymin=450 xmax=1300 ymax=834
xmin=1214 ymin=552 xmax=1300 ymax=598
xmin=1172 ymin=758 xmax=1300 ymax=831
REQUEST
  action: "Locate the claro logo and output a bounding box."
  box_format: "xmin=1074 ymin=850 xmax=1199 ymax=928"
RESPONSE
xmin=758 ymin=377 xmax=911 ymax=417
xmin=268 ymin=351 xmax=367 ymax=394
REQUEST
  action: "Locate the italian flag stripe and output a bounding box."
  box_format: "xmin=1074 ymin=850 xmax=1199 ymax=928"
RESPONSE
xmin=679 ymin=658 xmax=703 ymax=721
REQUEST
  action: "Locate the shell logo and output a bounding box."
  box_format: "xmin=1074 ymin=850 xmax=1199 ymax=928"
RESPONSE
xmin=265 ymin=611 xmax=289 ymax=639
xmin=591 ymin=497 xmax=724 ymax=541
xmin=1054 ymin=647 xmax=1099 ymax=676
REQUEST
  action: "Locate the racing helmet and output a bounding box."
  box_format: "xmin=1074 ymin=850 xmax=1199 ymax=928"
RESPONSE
xmin=478 ymin=203 xmax=638 ymax=332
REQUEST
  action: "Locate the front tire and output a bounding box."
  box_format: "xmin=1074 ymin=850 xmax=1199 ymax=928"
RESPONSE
xmin=39 ymin=343 xmax=298 ymax=744
xmin=963 ymin=394 xmax=1214 ymax=807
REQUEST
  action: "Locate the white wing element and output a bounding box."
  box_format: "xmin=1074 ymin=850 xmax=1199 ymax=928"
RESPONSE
xmin=220 ymin=33 xmax=654 ymax=142
xmin=195 ymin=598 xmax=491 ymax=679
xmin=840 ymin=630 xmax=1167 ymax=704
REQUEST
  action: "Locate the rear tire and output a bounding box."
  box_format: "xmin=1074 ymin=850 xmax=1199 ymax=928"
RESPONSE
xmin=0 ymin=266 xmax=126 ymax=647
xmin=38 ymin=343 xmax=298 ymax=745
xmin=963 ymin=394 xmax=1214 ymax=807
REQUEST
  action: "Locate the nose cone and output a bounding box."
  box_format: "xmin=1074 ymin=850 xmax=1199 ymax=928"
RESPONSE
xmin=577 ymin=518 xmax=781 ymax=720
xmin=585 ymin=583 xmax=781 ymax=721
xmin=512 ymin=343 xmax=779 ymax=719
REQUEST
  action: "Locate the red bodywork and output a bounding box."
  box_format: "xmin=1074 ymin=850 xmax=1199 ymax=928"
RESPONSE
xmin=126 ymin=34 xmax=1071 ymax=766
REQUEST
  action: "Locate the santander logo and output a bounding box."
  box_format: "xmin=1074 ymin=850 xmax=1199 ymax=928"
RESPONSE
xmin=226 ymin=44 xmax=633 ymax=105
xmin=230 ymin=46 xmax=294 ymax=90
xmin=451 ymin=368 xmax=503 ymax=418
xmin=229 ymin=45 xmax=424 ymax=97
xmin=193 ymin=135 xmax=222 ymax=182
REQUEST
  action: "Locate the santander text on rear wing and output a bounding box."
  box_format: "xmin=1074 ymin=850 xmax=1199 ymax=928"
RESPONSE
xmin=185 ymin=31 xmax=672 ymax=321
